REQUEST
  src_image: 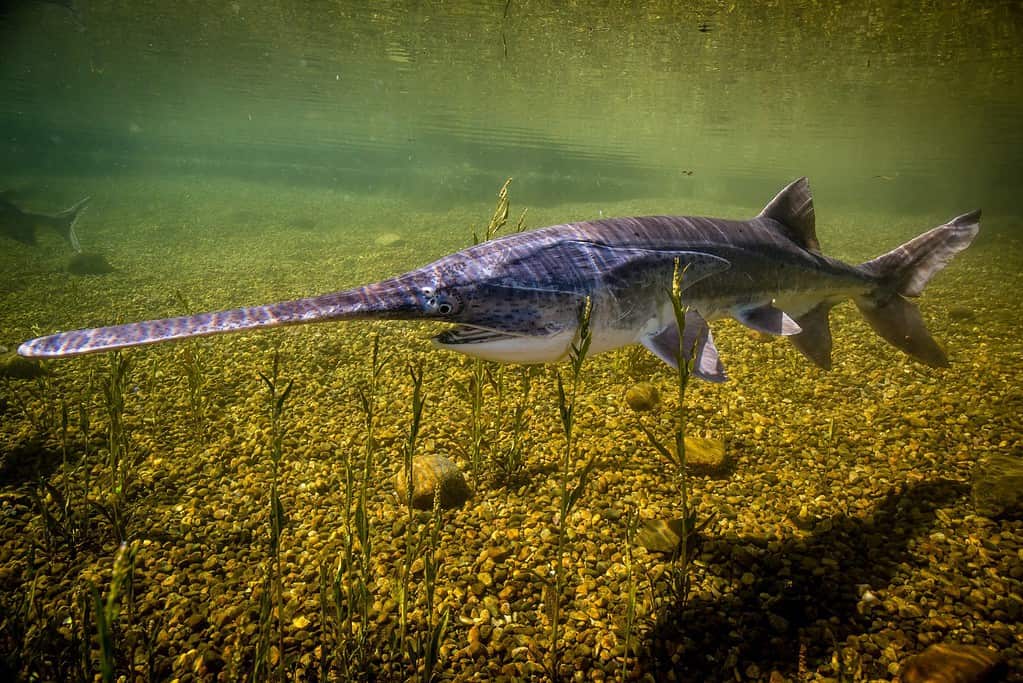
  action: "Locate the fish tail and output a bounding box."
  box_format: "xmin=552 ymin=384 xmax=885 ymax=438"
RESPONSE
xmin=53 ymin=196 xmax=91 ymax=252
xmin=853 ymin=209 xmax=980 ymax=367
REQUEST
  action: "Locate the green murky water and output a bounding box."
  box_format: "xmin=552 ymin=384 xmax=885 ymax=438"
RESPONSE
xmin=1 ymin=2 xmax=1021 ymax=682
xmin=2 ymin=1 xmax=1021 ymax=213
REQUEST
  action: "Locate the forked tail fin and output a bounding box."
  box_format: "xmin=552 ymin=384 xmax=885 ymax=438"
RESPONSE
xmin=854 ymin=210 xmax=981 ymax=367
xmin=53 ymin=196 xmax=91 ymax=252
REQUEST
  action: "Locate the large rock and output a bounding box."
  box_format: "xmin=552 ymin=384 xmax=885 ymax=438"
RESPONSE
xmin=394 ymin=454 xmax=472 ymax=510
xmin=901 ymin=643 xmax=1006 ymax=683
xmin=972 ymin=454 xmax=1023 ymax=519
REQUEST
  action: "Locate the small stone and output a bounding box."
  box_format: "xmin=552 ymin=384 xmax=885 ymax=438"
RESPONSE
xmin=394 ymin=454 xmax=472 ymax=510
xmin=972 ymin=454 xmax=1023 ymax=519
xmin=901 ymin=643 xmax=1006 ymax=683
xmin=624 ymin=382 xmax=659 ymax=412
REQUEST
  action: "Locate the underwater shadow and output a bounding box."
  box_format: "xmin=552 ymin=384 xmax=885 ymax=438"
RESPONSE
xmin=638 ymin=479 xmax=969 ymax=680
xmin=0 ymin=437 xmax=64 ymax=486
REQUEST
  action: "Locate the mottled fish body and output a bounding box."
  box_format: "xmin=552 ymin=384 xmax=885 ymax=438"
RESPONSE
xmin=17 ymin=179 xmax=979 ymax=381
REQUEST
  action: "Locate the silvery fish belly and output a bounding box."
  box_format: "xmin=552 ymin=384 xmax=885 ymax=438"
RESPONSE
xmin=18 ymin=178 xmax=980 ymax=384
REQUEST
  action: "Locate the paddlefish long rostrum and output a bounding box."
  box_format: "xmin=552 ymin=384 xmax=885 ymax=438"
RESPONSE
xmin=18 ymin=178 xmax=979 ymax=380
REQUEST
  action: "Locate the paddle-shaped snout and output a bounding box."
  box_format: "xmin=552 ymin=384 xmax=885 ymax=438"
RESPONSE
xmin=17 ymin=271 xmax=458 ymax=358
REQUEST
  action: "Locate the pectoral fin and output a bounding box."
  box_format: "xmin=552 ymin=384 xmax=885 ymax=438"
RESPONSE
xmin=641 ymin=310 xmax=727 ymax=383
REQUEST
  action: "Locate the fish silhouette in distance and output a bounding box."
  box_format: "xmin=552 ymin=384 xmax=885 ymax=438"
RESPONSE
xmin=18 ymin=178 xmax=980 ymax=382
xmin=1 ymin=194 xmax=90 ymax=252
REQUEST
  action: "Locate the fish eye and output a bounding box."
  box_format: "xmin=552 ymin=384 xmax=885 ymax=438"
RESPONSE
xmin=438 ymin=302 xmax=453 ymax=315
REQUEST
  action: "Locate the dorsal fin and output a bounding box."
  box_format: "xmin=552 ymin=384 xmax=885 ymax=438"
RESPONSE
xmin=758 ymin=177 xmax=820 ymax=254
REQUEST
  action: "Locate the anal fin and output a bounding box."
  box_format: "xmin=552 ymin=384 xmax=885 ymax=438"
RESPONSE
xmin=641 ymin=310 xmax=727 ymax=383
xmin=788 ymin=302 xmax=834 ymax=370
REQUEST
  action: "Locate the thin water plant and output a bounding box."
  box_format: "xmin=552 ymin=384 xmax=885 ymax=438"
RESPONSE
xmin=101 ymin=351 xmax=131 ymax=493
xmin=31 ymin=478 xmax=89 ymax=560
xmin=636 ymin=259 xmax=713 ymax=613
xmin=458 ymin=178 xmax=528 ymax=486
xmin=173 ymin=292 xmax=207 ymax=440
xmin=471 ymin=177 xmax=527 ymax=245
xmin=90 ymin=541 xmax=139 ymax=683
xmin=454 ymin=357 xmax=489 ymax=486
xmin=59 ymin=397 xmax=70 ymax=465
xmin=540 ymin=296 xmax=599 ymax=678
xmin=32 ymin=394 xmax=94 ymax=559
xmin=79 ymin=399 xmax=92 ymax=495
xmin=3 ymin=366 xmax=57 ymax=435
xmin=491 ymin=366 xmax=535 ymax=485
xmin=392 ymin=362 xmax=450 ymax=680
xmin=255 ymin=348 xmax=293 ymax=683
xmin=414 ymin=490 xmax=450 ymax=683
xmin=93 ymin=351 xmax=140 ymax=544
xmin=620 ymin=508 xmax=640 ymax=680
xmin=320 ymin=333 xmax=386 ymax=679
xmin=395 ymin=362 xmax=426 ymax=664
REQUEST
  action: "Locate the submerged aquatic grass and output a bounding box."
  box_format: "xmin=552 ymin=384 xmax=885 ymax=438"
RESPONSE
xmin=254 ymin=348 xmax=293 ymax=683
xmin=90 ymin=541 xmax=139 ymax=683
xmin=491 ymin=365 xmax=535 ymax=485
xmin=94 ymin=351 xmax=139 ymax=545
xmin=539 ymin=296 xmax=599 ymax=679
xmin=455 ymin=356 xmax=489 ymax=486
xmin=458 ymin=178 xmax=530 ymax=487
xmin=395 ymin=362 xmax=426 ymax=664
xmin=393 ymin=362 xmax=451 ymax=680
xmin=173 ymin=291 xmax=207 ymax=440
xmin=637 ymin=260 xmax=713 ymax=615
xmin=320 ymin=332 xmax=385 ymax=679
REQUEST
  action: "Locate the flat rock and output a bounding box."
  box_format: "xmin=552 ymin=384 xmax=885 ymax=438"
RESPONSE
xmin=972 ymin=454 xmax=1023 ymax=519
xmin=636 ymin=516 xmax=705 ymax=557
xmin=374 ymin=232 xmax=404 ymax=247
xmin=901 ymin=643 xmax=1006 ymax=683
xmin=394 ymin=454 xmax=472 ymax=510
xmin=684 ymin=436 xmax=727 ymax=472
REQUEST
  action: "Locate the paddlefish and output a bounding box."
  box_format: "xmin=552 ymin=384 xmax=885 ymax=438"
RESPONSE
xmin=17 ymin=178 xmax=980 ymax=381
